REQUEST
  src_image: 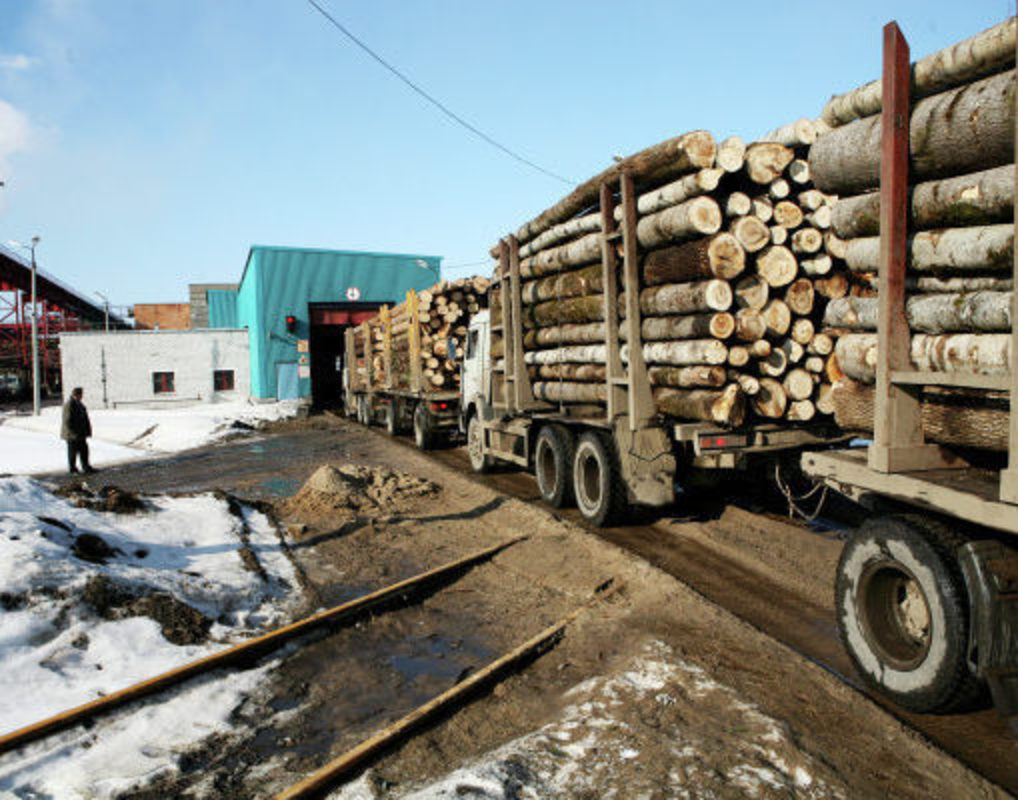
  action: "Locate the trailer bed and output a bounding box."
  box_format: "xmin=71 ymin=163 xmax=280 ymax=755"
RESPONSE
xmin=802 ymin=448 xmax=1018 ymax=535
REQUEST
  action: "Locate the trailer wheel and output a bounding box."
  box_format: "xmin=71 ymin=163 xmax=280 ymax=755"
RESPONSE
xmin=534 ymin=425 xmax=575 ymax=508
xmin=385 ymin=400 xmax=401 ymax=436
xmin=467 ymin=414 xmax=492 ymax=473
xmin=573 ymin=431 xmax=625 ymax=527
xmin=836 ymin=515 xmax=982 ymax=713
xmin=413 ymin=404 xmax=433 ymax=450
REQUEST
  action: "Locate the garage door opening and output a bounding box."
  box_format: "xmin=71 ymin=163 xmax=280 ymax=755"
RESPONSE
xmin=308 ymin=303 xmax=379 ymax=409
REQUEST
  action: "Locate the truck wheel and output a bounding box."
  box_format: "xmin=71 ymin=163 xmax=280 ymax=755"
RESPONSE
xmin=413 ymin=404 xmax=433 ymax=450
xmin=467 ymin=414 xmax=492 ymax=473
xmin=385 ymin=401 xmax=400 ymax=436
xmin=572 ymin=431 xmax=625 ymax=527
xmin=836 ymin=514 xmax=983 ymax=713
xmin=534 ymin=424 xmax=575 ymax=508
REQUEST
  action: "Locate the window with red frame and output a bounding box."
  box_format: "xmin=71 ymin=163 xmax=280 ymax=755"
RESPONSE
xmin=213 ymin=369 xmax=235 ymax=391
xmin=152 ymin=372 xmax=175 ymax=394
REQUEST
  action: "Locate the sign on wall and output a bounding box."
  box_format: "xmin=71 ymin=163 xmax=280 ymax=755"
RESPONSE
xmin=297 ymin=339 xmax=309 ymax=353
xmin=345 ymin=286 xmax=361 ymax=301
xmin=298 ymin=365 xmax=311 ymax=379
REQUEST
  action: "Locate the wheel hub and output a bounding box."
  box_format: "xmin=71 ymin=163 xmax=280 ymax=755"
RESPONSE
xmin=858 ymin=559 xmax=932 ymax=671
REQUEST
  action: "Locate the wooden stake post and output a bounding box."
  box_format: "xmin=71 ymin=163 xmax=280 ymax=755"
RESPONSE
xmin=507 ymin=235 xmax=539 ymax=410
xmin=869 ymin=22 xmax=963 ymax=473
xmin=599 ymin=183 xmax=627 ymax=422
xmin=1000 ymin=26 xmax=1018 ymax=504
xmin=380 ymin=305 xmax=392 ymax=391
xmin=407 ymin=289 xmax=422 ymax=393
xmin=360 ymin=321 xmax=373 ymax=405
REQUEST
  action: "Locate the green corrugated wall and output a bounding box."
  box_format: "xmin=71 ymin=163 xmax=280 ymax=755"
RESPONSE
xmin=237 ymin=246 xmax=441 ymax=399
xmin=207 ymin=289 xmax=239 ymax=328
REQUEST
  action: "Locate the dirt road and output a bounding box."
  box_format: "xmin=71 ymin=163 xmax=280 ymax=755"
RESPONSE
xmin=72 ymin=415 xmax=1016 ymax=798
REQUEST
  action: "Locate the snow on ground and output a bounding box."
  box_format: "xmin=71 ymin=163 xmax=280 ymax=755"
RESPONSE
xmin=0 ymin=476 xmax=303 ymax=798
xmin=334 ymin=640 xmax=842 ymax=800
xmin=0 ymin=400 xmax=299 ymax=474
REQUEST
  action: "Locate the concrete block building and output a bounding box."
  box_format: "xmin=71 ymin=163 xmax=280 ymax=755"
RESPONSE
xmin=60 ymin=329 xmax=250 ymax=408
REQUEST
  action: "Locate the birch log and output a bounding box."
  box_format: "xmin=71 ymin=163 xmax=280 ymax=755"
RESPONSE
xmin=745 ymin=143 xmax=795 ymax=184
xmin=756 ymin=246 xmax=798 ymax=287
xmin=521 ymin=263 xmax=602 ymax=303
xmin=519 ymin=213 xmax=601 ymax=259
xmin=831 ymin=164 xmax=1015 ymax=238
xmin=648 ymin=366 xmax=728 ymax=388
xmin=735 ymin=275 xmax=769 ymax=310
xmin=824 ymin=291 xmax=1012 ymax=333
xmin=820 ymin=17 xmax=1017 ymax=127
xmin=636 ymin=196 xmax=723 ymax=249
xmin=730 ymin=216 xmax=771 ymax=253
xmin=635 ymin=280 xmax=733 ymax=316
xmin=620 ymin=168 xmax=724 ymax=218
xmin=717 ymin=136 xmax=747 ymax=173
xmin=836 ymin=332 xmax=1012 ymax=382
xmin=843 ymin=224 xmax=1014 ymax=272
xmin=810 ymin=69 xmax=1016 ymax=194
xmin=761 ymin=118 xmax=818 ymax=147
xmin=520 ymin=232 xmax=602 ymax=278
xmin=754 ymin=377 xmax=788 ymax=418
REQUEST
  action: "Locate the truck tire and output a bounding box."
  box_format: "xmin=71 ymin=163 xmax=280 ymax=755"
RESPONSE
xmin=385 ymin=400 xmax=400 ymax=436
xmin=467 ymin=414 xmax=492 ymax=473
xmin=413 ymin=404 xmax=433 ymax=450
xmin=534 ymin=424 xmax=575 ymax=508
xmin=836 ymin=514 xmax=983 ymax=713
xmin=572 ymin=431 xmax=626 ymax=527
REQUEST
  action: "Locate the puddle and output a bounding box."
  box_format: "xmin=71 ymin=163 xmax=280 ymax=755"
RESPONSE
xmin=389 ymin=633 xmax=492 ymax=688
xmin=258 ymin=477 xmax=301 ymax=497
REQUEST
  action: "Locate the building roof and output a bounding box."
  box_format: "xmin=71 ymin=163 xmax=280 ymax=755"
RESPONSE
xmin=238 ymin=245 xmax=442 ymax=289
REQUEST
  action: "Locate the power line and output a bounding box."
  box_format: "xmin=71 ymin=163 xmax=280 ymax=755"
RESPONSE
xmin=303 ymin=0 xmax=575 ymax=187
xmin=441 ymin=258 xmax=493 ymax=270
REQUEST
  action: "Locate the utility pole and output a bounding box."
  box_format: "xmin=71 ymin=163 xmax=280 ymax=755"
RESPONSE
xmin=29 ymin=236 xmax=40 ymax=416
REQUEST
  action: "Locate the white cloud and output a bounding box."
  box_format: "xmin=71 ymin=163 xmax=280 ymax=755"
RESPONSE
xmin=0 ymin=54 xmax=35 ymax=71
xmin=0 ymin=99 xmax=33 ymax=173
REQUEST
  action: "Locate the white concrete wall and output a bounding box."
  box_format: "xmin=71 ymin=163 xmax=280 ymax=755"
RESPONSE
xmin=59 ymin=329 xmax=250 ymax=407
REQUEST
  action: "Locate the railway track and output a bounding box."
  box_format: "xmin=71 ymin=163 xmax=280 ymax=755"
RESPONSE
xmin=0 ymin=535 xmax=617 ymax=799
xmin=388 ymin=432 xmax=1018 ymax=795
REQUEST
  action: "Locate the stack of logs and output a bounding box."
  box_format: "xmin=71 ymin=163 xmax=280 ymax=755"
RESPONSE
xmin=490 ymin=124 xmax=846 ymax=427
xmin=357 ymin=276 xmax=490 ymax=391
xmin=808 ymin=16 xmax=1016 ymax=450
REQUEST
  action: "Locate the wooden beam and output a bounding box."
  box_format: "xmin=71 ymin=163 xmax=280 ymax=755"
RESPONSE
xmin=1001 ymin=21 xmax=1018 ymax=503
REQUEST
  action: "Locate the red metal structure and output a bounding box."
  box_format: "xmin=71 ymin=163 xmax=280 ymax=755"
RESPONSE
xmin=0 ymin=244 xmax=126 ymax=395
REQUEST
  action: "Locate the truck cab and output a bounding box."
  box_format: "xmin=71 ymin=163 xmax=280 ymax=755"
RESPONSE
xmin=460 ymin=310 xmax=490 ymax=428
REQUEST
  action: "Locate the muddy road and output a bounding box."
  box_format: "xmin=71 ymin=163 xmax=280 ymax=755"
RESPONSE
xmin=56 ymin=414 xmax=1018 ymax=797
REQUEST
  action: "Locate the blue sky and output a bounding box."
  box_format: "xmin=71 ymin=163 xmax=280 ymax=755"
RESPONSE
xmin=0 ymin=0 xmax=1011 ymax=309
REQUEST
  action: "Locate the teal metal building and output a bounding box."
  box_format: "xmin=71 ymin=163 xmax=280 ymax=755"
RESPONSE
xmin=211 ymin=246 xmax=441 ymax=404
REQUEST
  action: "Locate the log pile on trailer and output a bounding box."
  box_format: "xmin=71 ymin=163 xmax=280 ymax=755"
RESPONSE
xmin=488 ymin=125 xmax=851 ymax=426
xmin=350 ymin=277 xmax=490 ymax=392
xmin=807 ymin=16 xmax=1017 ymax=450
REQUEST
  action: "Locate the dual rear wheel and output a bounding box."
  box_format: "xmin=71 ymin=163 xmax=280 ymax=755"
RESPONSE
xmin=534 ymin=425 xmax=625 ymax=527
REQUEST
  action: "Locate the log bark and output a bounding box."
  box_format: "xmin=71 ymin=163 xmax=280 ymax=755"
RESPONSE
xmin=648 ymin=365 xmax=728 ymax=388
xmin=754 ymin=377 xmax=788 ymax=418
xmin=745 ymin=143 xmax=795 ymax=184
xmin=619 ymin=167 xmax=724 ymax=219
xmin=641 ymin=312 xmax=735 ymax=341
xmin=756 ymin=246 xmax=798 ymax=287
xmin=730 ymin=216 xmax=770 ymax=253
xmin=734 ymin=275 xmax=769 ymax=310
xmin=642 ymin=233 xmax=745 ymax=284
xmin=519 ymin=213 xmax=601 ymax=259
xmin=501 ymin=130 xmax=717 ymax=253
xmin=525 ymin=340 xmax=731 ymax=367
xmin=843 ymin=224 xmax=1014 ymax=272
xmin=520 ymin=232 xmax=602 ymax=278
xmin=521 ymin=263 xmax=603 ymax=304
xmin=810 ymin=69 xmax=1016 ymax=194
xmin=910 ymin=276 xmax=1014 ymax=292
xmin=522 ymin=294 xmax=604 ymax=327
xmin=761 ymin=118 xmax=818 ymax=147
xmin=636 ymin=196 xmax=723 ymax=249
xmin=820 ymin=17 xmax=1017 ymax=127
xmin=635 ymin=279 xmax=733 ymax=315
xmin=784 ymin=278 xmax=815 ymax=315
xmin=831 ymin=164 xmax=1015 ymax=239
xmin=654 ymin=384 xmax=746 ymax=426
xmin=832 ymin=377 xmax=1010 ymax=451
xmin=534 ymin=381 xmax=607 ymax=404
xmin=535 ymin=363 xmax=606 ymax=382
xmin=824 ymin=291 xmax=1012 ymax=333
xmin=835 ymin=332 xmax=1012 ymax=382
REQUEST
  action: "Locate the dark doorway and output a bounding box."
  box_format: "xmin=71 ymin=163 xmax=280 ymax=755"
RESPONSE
xmin=308 ymin=303 xmax=380 ymax=408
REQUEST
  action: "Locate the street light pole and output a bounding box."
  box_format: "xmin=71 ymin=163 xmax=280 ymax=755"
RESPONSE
xmin=29 ymin=236 xmax=40 ymax=416
xmin=95 ymin=291 xmax=110 ymax=332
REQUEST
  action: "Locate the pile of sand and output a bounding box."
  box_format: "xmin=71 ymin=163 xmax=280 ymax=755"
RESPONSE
xmin=278 ymin=463 xmax=440 ymax=523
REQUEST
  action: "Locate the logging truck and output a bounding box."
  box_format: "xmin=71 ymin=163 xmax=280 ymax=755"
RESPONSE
xmin=344 ymin=279 xmax=488 ymax=448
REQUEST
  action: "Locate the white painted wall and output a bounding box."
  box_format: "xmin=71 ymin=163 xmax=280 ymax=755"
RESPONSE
xmin=59 ymin=329 xmax=250 ymax=407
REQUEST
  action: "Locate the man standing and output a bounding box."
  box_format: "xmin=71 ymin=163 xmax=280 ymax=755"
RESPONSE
xmin=61 ymin=386 xmax=94 ymax=474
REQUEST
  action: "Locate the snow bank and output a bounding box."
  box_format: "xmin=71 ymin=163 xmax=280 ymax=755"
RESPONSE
xmin=0 ymin=400 xmax=299 ymax=474
xmin=334 ymin=641 xmax=842 ymax=799
xmin=0 ymin=476 xmax=302 ymax=798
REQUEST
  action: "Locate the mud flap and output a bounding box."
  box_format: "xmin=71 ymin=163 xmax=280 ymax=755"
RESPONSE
xmin=959 ymin=540 xmax=1018 ymax=716
xmin=613 ymin=420 xmax=675 ymax=508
